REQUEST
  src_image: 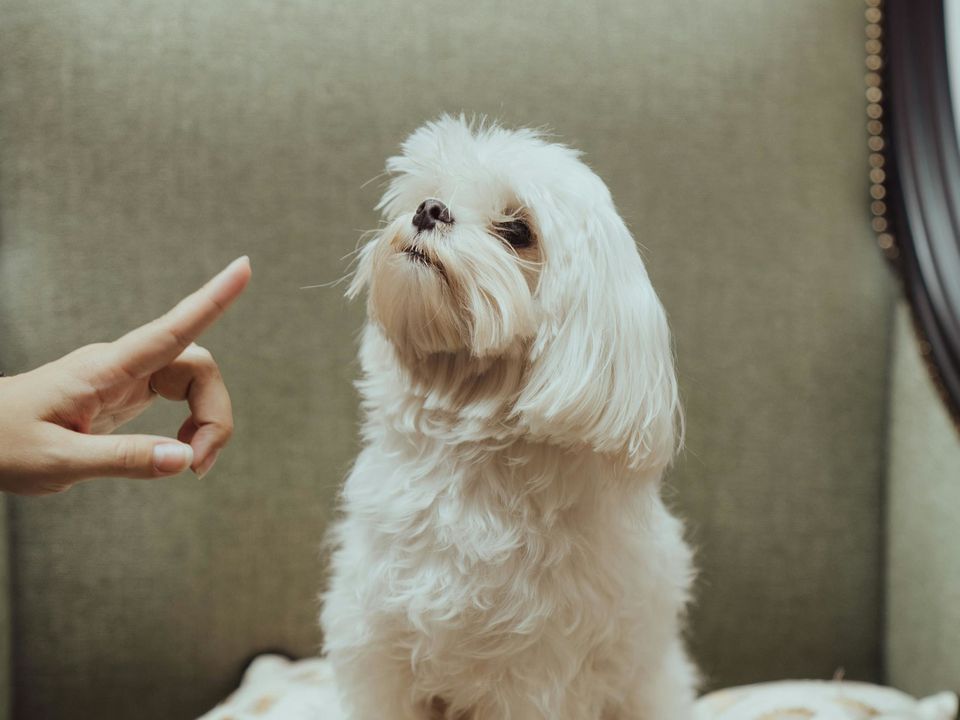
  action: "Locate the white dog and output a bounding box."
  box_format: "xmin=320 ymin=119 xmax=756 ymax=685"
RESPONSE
xmin=321 ymin=116 xmax=698 ymax=720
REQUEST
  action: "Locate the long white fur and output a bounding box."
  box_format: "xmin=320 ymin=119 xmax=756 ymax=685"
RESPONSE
xmin=321 ymin=116 xmax=699 ymax=720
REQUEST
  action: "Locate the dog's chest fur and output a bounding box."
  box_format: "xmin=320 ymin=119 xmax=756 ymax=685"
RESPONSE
xmin=331 ymin=356 xmax=688 ymax=678
xmin=321 ymin=326 xmax=692 ymax=719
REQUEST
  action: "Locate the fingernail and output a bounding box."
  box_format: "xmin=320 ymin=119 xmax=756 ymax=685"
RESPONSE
xmin=195 ymin=449 xmax=221 ymax=479
xmin=153 ymin=443 xmax=194 ymax=474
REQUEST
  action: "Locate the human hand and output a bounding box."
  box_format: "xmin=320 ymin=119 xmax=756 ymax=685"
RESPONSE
xmin=0 ymin=256 xmax=252 ymax=495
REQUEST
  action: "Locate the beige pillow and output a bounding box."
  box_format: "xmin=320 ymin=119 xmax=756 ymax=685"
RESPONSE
xmin=698 ymin=680 xmax=957 ymax=720
xmin=200 ymin=656 xmax=958 ymax=720
xmin=199 ymin=655 xmax=341 ymax=719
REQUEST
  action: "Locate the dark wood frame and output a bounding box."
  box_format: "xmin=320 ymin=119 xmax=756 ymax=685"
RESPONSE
xmin=885 ymin=0 xmax=960 ymax=428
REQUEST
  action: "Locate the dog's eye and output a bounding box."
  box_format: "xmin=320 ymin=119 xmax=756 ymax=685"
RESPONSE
xmin=494 ymin=219 xmax=533 ymax=249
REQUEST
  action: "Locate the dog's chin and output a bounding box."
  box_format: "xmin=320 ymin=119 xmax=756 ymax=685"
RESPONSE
xmin=367 ymin=258 xmax=534 ymax=367
xmin=400 ymin=246 xmax=443 ymax=273
xmin=368 ymin=250 xmax=469 ymax=357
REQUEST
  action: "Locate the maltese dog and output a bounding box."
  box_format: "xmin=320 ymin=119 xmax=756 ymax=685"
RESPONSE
xmin=321 ymin=116 xmax=698 ymax=720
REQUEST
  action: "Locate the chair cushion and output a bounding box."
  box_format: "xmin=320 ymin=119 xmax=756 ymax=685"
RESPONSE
xmin=200 ymin=656 xmax=958 ymax=720
xmin=699 ymin=680 xmax=957 ymax=719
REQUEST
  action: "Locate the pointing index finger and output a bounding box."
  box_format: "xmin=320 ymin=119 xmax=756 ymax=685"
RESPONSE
xmin=111 ymin=256 xmax=252 ymax=378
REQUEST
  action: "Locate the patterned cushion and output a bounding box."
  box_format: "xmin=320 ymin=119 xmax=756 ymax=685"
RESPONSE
xmin=200 ymin=656 xmax=957 ymax=720
xmin=200 ymin=656 xmax=341 ymax=720
xmin=698 ymin=680 xmax=957 ymax=720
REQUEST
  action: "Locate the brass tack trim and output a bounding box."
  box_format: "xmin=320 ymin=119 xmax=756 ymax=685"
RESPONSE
xmin=865 ymin=1 xmax=896 ymax=259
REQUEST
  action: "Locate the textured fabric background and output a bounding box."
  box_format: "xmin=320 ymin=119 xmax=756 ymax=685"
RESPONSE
xmin=0 ymin=1 xmax=892 ymax=718
xmin=886 ymin=303 xmax=960 ymax=697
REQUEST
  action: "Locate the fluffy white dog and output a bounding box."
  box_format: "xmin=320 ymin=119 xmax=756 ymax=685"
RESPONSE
xmin=321 ymin=116 xmax=698 ymax=720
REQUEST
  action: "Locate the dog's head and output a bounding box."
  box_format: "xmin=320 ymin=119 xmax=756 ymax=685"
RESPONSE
xmin=350 ymin=116 xmax=679 ymax=470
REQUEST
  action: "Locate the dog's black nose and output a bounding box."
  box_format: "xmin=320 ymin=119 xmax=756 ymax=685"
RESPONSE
xmin=412 ymin=199 xmax=453 ymax=232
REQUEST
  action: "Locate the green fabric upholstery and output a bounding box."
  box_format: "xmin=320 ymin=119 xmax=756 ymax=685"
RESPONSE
xmin=0 ymin=0 xmax=894 ymax=717
xmin=886 ymin=303 xmax=960 ymax=697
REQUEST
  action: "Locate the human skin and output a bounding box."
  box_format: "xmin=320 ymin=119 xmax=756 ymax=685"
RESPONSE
xmin=0 ymin=256 xmax=252 ymax=495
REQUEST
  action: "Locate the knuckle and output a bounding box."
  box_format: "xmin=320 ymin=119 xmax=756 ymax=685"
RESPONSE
xmin=207 ymin=294 xmax=227 ymax=314
xmin=165 ymin=325 xmax=191 ymax=353
xmin=212 ymin=419 xmax=234 ymax=443
xmin=57 ymin=344 xmax=109 ymax=385
xmin=47 ymin=481 xmax=74 ymax=495
xmin=181 ymin=344 xmax=216 ymax=369
xmin=191 ymin=345 xmax=214 ymax=362
xmin=115 ymin=440 xmax=142 ymax=472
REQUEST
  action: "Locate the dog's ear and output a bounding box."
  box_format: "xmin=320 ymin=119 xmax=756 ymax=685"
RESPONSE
xmin=513 ymin=204 xmax=680 ymax=471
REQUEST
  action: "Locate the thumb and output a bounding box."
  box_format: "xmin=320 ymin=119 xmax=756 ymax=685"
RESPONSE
xmin=67 ymin=433 xmax=195 ymax=480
